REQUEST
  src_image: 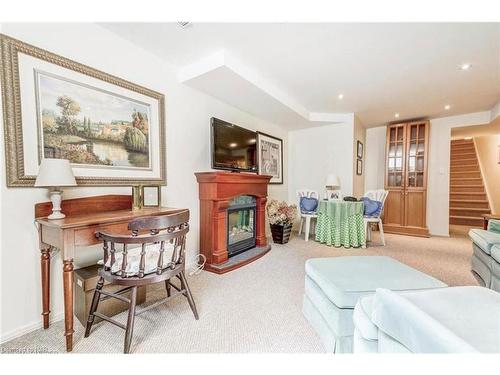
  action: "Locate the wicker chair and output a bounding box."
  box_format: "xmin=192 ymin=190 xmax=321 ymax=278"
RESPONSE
xmin=84 ymin=210 xmax=198 ymax=353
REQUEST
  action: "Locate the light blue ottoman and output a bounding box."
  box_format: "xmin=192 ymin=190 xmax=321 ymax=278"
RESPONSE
xmin=302 ymin=256 xmax=447 ymax=353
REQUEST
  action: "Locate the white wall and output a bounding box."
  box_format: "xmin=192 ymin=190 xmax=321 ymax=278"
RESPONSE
xmin=288 ymin=119 xmax=355 ymax=202
xmin=364 ymin=112 xmax=491 ymax=236
xmin=364 ymin=126 xmax=386 ymax=191
xmin=0 ymin=23 xmax=289 ymax=342
xmin=352 ymin=116 xmax=366 ymax=197
xmin=475 ymin=134 xmax=500 ymax=215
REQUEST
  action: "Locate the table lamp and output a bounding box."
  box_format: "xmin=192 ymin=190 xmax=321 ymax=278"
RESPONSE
xmin=35 ymin=158 xmax=77 ymax=219
xmin=325 ymin=174 xmax=341 ymax=201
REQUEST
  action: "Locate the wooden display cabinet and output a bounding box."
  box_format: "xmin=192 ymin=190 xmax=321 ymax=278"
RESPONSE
xmin=383 ymin=120 xmax=430 ymax=237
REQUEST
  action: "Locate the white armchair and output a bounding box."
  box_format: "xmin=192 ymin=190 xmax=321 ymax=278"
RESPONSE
xmin=297 ymin=189 xmax=319 ymax=242
xmin=363 ymin=189 xmax=388 ymax=246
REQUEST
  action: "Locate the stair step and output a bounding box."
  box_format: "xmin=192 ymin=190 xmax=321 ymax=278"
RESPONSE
xmin=451 ymin=154 xmax=477 ymax=160
xmin=451 ymin=147 xmax=476 ymax=152
xmin=450 ymin=186 xmax=485 ymax=193
xmin=450 ymin=194 xmax=487 ymax=200
xmin=450 ymin=165 xmax=479 ymax=172
xmin=450 ymin=171 xmax=481 ymax=178
xmin=450 ymin=207 xmax=491 ymax=216
xmin=451 ymin=143 xmax=475 ymax=149
xmin=449 ymin=215 xmax=484 ymax=226
xmin=449 ymin=200 xmax=490 ymax=208
xmin=451 ymin=139 xmax=473 ymax=144
xmin=450 ymin=178 xmax=484 ymax=186
xmin=449 ymin=199 xmax=490 ymax=208
xmin=450 ymin=159 xmax=478 ymax=165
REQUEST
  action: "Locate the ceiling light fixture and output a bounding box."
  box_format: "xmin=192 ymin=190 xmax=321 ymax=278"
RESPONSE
xmin=460 ymin=63 xmax=472 ymax=71
xmin=229 ymin=143 xmax=238 ymax=148
xmin=394 ymin=113 xmax=400 ymax=118
xmin=338 ymin=94 xmax=344 ymax=100
xmin=444 ymin=104 xmax=451 ymax=110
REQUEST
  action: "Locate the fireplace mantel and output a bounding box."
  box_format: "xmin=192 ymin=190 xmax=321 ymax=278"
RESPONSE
xmin=195 ymin=172 xmax=272 ymax=273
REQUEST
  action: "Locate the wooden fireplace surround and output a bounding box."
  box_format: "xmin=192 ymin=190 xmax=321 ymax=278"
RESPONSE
xmin=195 ymin=172 xmax=272 ymax=273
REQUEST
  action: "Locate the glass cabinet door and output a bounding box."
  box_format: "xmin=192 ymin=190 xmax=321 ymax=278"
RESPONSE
xmin=387 ymin=125 xmax=405 ymax=187
xmin=406 ymin=122 xmax=426 ymax=188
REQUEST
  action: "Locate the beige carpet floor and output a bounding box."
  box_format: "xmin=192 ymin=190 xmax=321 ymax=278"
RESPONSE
xmin=1 ymin=231 xmax=478 ymax=353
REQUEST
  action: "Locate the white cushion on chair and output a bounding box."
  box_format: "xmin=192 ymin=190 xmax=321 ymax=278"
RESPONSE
xmin=97 ymin=242 xmax=179 ymax=277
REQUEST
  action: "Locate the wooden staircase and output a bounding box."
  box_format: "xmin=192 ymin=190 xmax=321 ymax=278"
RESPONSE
xmin=449 ymin=139 xmax=490 ymax=227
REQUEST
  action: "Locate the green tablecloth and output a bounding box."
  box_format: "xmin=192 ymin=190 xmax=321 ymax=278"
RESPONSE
xmin=315 ymin=200 xmax=366 ymax=248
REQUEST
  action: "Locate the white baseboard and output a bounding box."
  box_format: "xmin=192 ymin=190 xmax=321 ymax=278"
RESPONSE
xmin=0 ymin=311 xmax=64 ymax=345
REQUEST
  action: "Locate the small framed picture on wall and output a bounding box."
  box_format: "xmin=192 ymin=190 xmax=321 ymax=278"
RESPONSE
xmin=357 ymin=141 xmax=364 ymax=159
xmin=257 ymin=132 xmax=283 ymax=184
xmin=356 ymin=159 xmax=363 ymax=175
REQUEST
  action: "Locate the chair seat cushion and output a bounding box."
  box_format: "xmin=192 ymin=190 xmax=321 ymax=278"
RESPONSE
xmin=300 ymin=196 xmax=319 ymax=214
xmin=305 ymin=256 xmax=447 ymax=308
xmin=372 ymin=287 xmax=500 ymax=353
xmin=491 ymin=244 xmax=500 ymax=263
xmin=98 ymin=242 xmax=179 ymax=277
xmin=361 ymin=197 xmax=382 ymax=218
xmin=469 ymin=228 xmax=500 ymax=254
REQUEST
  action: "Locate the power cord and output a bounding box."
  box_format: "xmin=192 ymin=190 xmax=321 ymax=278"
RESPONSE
xmin=188 ymin=253 xmax=206 ymax=276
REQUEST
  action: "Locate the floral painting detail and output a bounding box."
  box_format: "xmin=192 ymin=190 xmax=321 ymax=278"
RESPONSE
xmin=37 ymin=72 xmax=151 ymax=169
xmin=266 ymin=199 xmax=297 ymax=226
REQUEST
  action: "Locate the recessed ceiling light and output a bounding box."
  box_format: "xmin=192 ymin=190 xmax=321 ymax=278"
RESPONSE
xmin=444 ymin=104 xmax=451 ymax=110
xmin=338 ymin=94 xmax=344 ymax=100
xmin=394 ymin=113 xmax=400 ymax=118
xmin=460 ymin=63 xmax=472 ymax=71
xmin=229 ymin=142 xmax=238 ymax=148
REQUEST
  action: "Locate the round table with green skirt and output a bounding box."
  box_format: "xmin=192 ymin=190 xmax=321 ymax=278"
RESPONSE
xmin=315 ymin=200 xmax=366 ymax=248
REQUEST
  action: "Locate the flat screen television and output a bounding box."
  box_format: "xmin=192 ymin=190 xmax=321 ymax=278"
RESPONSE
xmin=211 ymin=118 xmax=257 ymax=172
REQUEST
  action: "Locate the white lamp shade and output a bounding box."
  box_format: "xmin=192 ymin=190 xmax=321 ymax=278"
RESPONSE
xmin=35 ymin=158 xmax=77 ymax=187
xmin=325 ymin=174 xmax=340 ymax=188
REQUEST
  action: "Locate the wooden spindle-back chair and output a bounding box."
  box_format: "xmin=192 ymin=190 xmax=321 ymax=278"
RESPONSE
xmin=84 ymin=210 xmax=198 ymax=353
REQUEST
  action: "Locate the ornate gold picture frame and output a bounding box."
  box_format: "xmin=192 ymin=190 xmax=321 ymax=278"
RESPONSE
xmin=1 ymin=34 xmax=166 ymax=187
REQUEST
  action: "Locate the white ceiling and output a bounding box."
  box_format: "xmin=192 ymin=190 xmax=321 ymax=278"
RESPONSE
xmin=101 ymin=23 xmax=500 ymax=128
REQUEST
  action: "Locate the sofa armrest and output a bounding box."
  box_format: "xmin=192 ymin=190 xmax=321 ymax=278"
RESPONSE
xmin=487 ymin=219 xmax=500 ymax=234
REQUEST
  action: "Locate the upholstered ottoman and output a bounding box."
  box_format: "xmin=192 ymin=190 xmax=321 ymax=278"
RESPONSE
xmin=302 ymin=256 xmax=447 ymax=353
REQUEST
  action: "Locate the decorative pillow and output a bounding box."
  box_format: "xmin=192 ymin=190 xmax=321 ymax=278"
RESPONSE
xmin=488 ymin=219 xmax=500 ymax=234
xmin=300 ymin=196 xmax=318 ymax=214
xmin=361 ymin=197 xmax=383 ymax=218
xmin=97 ymin=242 xmax=180 ymax=277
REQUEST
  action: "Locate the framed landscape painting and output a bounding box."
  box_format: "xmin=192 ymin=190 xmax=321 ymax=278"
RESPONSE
xmin=257 ymin=132 xmax=283 ymax=184
xmin=0 ymin=34 xmax=166 ymax=186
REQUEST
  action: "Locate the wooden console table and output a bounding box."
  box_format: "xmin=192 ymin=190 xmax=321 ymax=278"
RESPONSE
xmin=35 ymin=195 xmax=185 ymax=352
